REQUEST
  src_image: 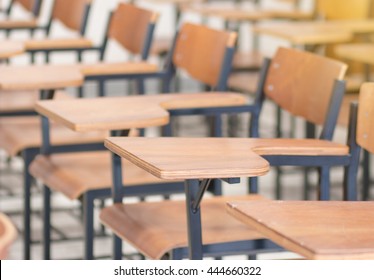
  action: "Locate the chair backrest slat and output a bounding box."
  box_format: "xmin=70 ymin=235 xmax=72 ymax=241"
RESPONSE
xmin=52 ymin=0 xmax=92 ymax=32
xmin=172 ymin=23 xmax=237 ymax=88
xmin=16 ymin=0 xmax=34 ymax=11
xmin=264 ymin=48 xmax=347 ymax=126
xmin=108 ymin=3 xmax=158 ymax=55
xmin=357 ymin=83 xmax=374 ymax=153
xmin=15 ymin=0 xmax=42 ymax=15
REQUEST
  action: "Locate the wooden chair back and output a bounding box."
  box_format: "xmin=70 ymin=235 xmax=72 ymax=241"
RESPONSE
xmin=315 ymin=0 xmax=371 ymax=19
xmin=51 ymin=0 xmax=92 ymax=33
xmin=264 ymin=47 xmax=347 ymax=126
xmin=107 ymin=3 xmax=158 ymax=56
xmin=14 ymin=0 xmax=42 ymax=16
xmin=0 ymin=213 xmax=17 ymax=260
xmin=171 ymin=23 xmax=237 ymax=89
xmin=357 ymin=83 xmax=374 ymax=154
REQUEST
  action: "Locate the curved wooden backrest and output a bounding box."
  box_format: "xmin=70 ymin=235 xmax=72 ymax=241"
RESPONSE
xmin=264 ymin=47 xmax=347 ymax=126
xmin=15 ymin=0 xmax=34 ymax=11
xmin=357 ymin=83 xmax=374 ymax=154
xmin=0 ymin=213 xmax=17 ymax=260
xmin=52 ymin=0 xmax=92 ymax=32
xmin=108 ymin=3 xmax=158 ymax=55
xmin=172 ymin=23 xmax=237 ymax=88
xmin=316 ymin=0 xmax=371 ymax=19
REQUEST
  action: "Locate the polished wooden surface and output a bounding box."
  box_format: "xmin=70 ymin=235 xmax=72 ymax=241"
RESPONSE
xmin=30 ymin=151 xmax=173 ymax=200
xmin=24 ymin=38 xmax=93 ymax=50
xmin=100 ymin=195 xmax=266 ymax=259
xmin=78 ymin=61 xmax=158 ymax=77
xmin=183 ymin=3 xmax=313 ymax=21
xmin=173 ymin=23 xmax=237 ymax=87
xmin=265 ymin=47 xmax=347 ymax=125
xmin=0 ymin=41 xmax=24 ymax=59
xmin=108 ymin=3 xmax=158 ymax=55
xmin=254 ymin=21 xmax=354 ymax=45
xmin=227 ymin=200 xmax=374 ymax=260
xmin=105 ymin=137 xmax=348 ymax=180
xmin=35 ymin=92 xmax=247 ymax=132
xmin=255 ymin=19 xmax=374 ymax=46
xmin=0 ymin=116 xmax=106 ymax=156
xmin=336 ymin=43 xmax=374 ymax=65
xmin=52 ymin=0 xmax=92 ymax=32
xmin=316 ymin=0 xmax=371 ymax=20
xmin=0 ymin=213 xmax=17 ymax=260
xmin=0 ymin=19 xmax=38 ymax=29
xmin=0 ymin=65 xmax=83 ymax=90
xmin=357 ymin=83 xmax=374 ymax=154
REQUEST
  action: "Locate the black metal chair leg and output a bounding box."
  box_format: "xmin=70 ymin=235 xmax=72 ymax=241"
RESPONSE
xmin=84 ymin=192 xmax=94 ymax=260
xmin=43 ymin=185 xmax=51 ymax=260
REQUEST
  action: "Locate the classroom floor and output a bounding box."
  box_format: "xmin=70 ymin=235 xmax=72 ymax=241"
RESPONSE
xmin=0 ymin=77 xmax=356 ymax=260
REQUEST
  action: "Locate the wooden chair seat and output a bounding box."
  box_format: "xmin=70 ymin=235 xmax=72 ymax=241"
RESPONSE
xmin=0 ymin=90 xmax=70 ymax=114
xmin=0 ymin=116 xmax=106 ymax=156
xmin=0 ymin=213 xmax=17 ymax=260
xmin=232 ymin=51 xmax=264 ymax=71
xmin=228 ymin=72 xmax=259 ymax=94
xmin=29 ymin=151 xmax=171 ymax=200
xmin=227 ymin=200 xmax=374 ymax=260
xmin=24 ymin=37 xmax=93 ymax=51
xmin=0 ymin=19 xmax=38 ymax=30
xmin=0 ymin=65 xmax=83 ymax=91
xmin=79 ymin=62 xmax=159 ymax=77
xmin=100 ymin=195 xmax=267 ymax=259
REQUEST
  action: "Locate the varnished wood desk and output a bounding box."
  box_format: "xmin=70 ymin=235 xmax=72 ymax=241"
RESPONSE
xmin=182 ymin=3 xmax=312 ymax=22
xmin=227 ymin=200 xmax=374 ymax=260
xmin=336 ymin=43 xmax=374 ymax=66
xmin=34 ymin=93 xmax=247 ymax=131
xmin=254 ymin=20 xmax=374 ymax=46
xmin=30 ymin=92 xmax=248 ymax=259
xmin=103 ymin=136 xmax=348 ymax=259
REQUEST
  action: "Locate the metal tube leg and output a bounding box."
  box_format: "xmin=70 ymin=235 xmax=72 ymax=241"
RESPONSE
xmin=303 ymin=168 xmax=311 ymax=200
xmin=249 ymin=177 xmax=258 ymax=194
xmin=113 ymin=235 xmax=122 ymax=260
xmin=275 ymin=167 xmax=282 ymax=199
xmin=136 ymin=79 xmax=145 ymax=95
xmin=98 ymin=80 xmax=105 ymax=97
xmin=43 ymin=185 xmax=51 ymax=259
xmin=185 ymin=179 xmax=203 ymax=260
xmin=318 ymin=167 xmax=330 ymax=201
xmin=23 ymin=149 xmax=35 ymax=260
xmin=84 ymin=192 xmax=94 ymax=260
xmin=363 ymin=150 xmax=371 ymax=200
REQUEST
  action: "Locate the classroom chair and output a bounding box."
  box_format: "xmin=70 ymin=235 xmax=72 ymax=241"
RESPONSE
xmin=227 ymin=84 xmax=374 ymax=260
xmin=0 ymin=0 xmax=43 ymax=36
xmin=99 ymin=47 xmax=352 ymax=260
xmin=28 ymin=22 xmax=242 ymax=260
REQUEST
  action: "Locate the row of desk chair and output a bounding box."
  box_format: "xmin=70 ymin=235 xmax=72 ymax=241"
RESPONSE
xmin=0 ymin=0 xmax=373 ymax=260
